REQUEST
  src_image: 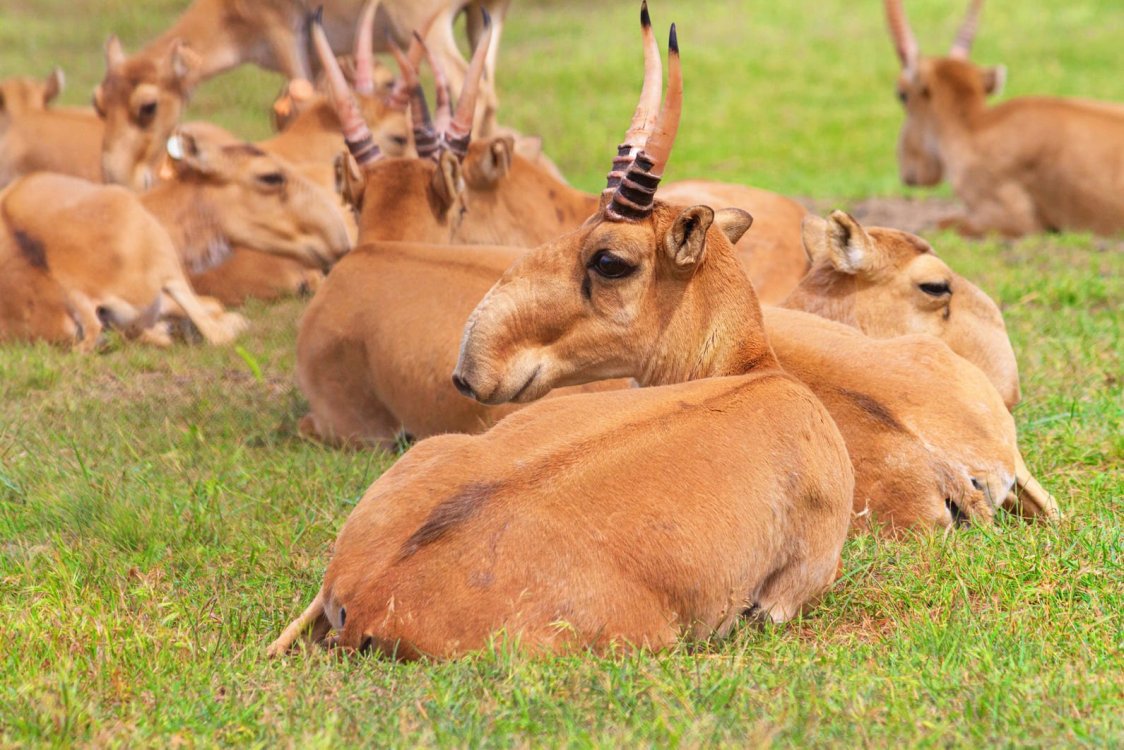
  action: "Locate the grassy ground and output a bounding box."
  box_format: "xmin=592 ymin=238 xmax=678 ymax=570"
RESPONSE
xmin=2 ymin=0 xmax=1123 ymax=746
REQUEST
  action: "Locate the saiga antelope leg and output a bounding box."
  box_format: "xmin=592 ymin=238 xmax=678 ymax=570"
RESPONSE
xmin=162 ymin=279 xmax=247 ymax=345
xmin=267 ymin=591 xmax=330 ymax=657
xmin=1003 ymin=449 xmax=1061 ymax=520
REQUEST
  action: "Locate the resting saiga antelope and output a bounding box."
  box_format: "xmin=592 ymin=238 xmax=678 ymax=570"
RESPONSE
xmin=782 ymin=211 xmax=1058 ymax=518
xmin=885 ymin=0 xmax=1124 ymax=236
xmin=0 ymin=130 xmax=348 ymax=347
xmin=271 ymin=20 xmax=854 ymax=657
xmin=94 ymin=0 xmax=509 ymax=190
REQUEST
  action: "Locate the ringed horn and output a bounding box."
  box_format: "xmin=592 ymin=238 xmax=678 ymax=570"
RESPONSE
xmin=604 ymin=9 xmax=681 ymax=222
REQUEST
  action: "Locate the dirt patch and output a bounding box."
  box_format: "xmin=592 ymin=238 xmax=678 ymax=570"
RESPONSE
xmin=797 ymin=196 xmax=962 ymax=235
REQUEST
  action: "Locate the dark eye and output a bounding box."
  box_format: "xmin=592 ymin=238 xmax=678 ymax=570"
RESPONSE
xmin=919 ymin=281 xmax=951 ymax=297
xmin=389 ymin=135 xmax=408 ymax=148
xmin=136 ymin=100 xmax=157 ymax=125
xmin=897 ymin=89 xmax=907 ymax=104
xmin=256 ymin=171 xmax=286 ymax=188
xmin=589 ymin=250 xmax=635 ymax=279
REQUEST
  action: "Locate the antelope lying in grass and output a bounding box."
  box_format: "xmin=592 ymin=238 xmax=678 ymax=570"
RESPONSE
xmin=785 ymin=210 xmax=1019 ymax=408
xmin=783 ymin=210 xmax=1059 ymax=518
xmin=0 ymin=70 xmax=103 ymax=187
xmin=271 ymin=21 xmax=854 ymax=657
xmin=94 ymin=0 xmax=509 ymax=190
xmin=885 ymin=0 xmax=1124 ymax=236
xmin=0 ymin=130 xmax=349 ymax=347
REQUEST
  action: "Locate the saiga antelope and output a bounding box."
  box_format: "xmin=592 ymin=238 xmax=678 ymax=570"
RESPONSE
xmin=270 ymin=16 xmax=853 ymax=657
xmin=885 ymin=0 xmax=1124 ymax=236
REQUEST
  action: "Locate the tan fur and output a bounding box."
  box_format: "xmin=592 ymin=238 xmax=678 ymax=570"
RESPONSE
xmin=0 ymin=244 xmax=87 ymax=349
xmin=0 ymin=73 xmax=103 ymax=186
xmin=190 ymin=248 xmax=324 ymax=306
xmin=894 ymin=56 xmax=1124 ymax=236
xmin=272 ymin=202 xmax=852 ymax=659
xmin=658 ymin=180 xmax=808 ymax=303
xmin=95 ymin=0 xmax=509 ymax=189
xmin=784 ymin=211 xmax=1019 ymax=408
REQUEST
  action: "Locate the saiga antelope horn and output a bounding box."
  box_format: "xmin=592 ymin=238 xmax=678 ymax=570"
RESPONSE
xmin=407 ymin=8 xmax=443 ymax=72
xmin=606 ymin=23 xmax=680 ymax=222
xmin=311 ymin=8 xmax=382 ymax=168
xmin=354 ymin=0 xmax=380 ymax=95
xmin=443 ymin=8 xmax=493 ymax=159
xmin=385 ymin=34 xmax=415 ymax=113
xmin=389 ymin=35 xmax=441 ymax=160
xmin=949 ymin=0 xmax=984 ymax=60
xmin=419 ymin=33 xmax=453 ymax=134
xmin=884 ymin=0 xmax=920 ymax=70
xmin=639 ymin=23 xmax=681 ymax=177
xmin=605 ymin=1 xmax=663 ymax=192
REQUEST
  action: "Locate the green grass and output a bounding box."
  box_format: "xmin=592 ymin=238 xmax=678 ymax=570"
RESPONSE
xmin=2 ymin=0 xmax=1123 ymax=746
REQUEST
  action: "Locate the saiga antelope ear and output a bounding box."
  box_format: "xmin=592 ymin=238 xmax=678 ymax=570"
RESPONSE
xmin=801 ymin=211 xmax=876 ymax=274
xmin=105 ymin=35 xmax=126 ymax=70
xmin=982 ymin=65 xmax=1006 ymax=96
xmin=714 ymin=208 xmax=753 ymax=245
xmin=463 ymin=135 xmax=515 ymax=189
xmin=166 ymin=40 xmax=203 ymax=86
xmin=43 ymin=68 xmax=65 ymax=105
xmin=167 ymin=129 xmax=222 ymax=176
xmin=664 ymin=205 xmax=715 ymax=273
xmin=431 ymin=150 xmax=465 ymax=215
xmin=334 ymin=151 xmax=365 ymax=211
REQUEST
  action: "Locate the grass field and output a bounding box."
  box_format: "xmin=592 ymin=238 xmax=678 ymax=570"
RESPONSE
xmin=2 ymin=0 xmax=1123 ymax=746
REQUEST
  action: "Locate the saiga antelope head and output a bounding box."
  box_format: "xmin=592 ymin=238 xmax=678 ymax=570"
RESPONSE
xmin=885 ymin=0 xmax=1006 ymax=186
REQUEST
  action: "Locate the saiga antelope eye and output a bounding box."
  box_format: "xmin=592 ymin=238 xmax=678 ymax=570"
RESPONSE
xmin=589 ymin=250 xmax=635 ymax=279
xmin=136 ymin=100 xmax=158 ymax=126
xmin=256 ymin=172 xmax=286 ymax=188
xmin=919 ymin=281 xmax=951 ymax=297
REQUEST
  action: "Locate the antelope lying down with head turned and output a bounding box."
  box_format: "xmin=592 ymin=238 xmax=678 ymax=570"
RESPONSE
xmin=885 ymin=0 xmax=1124 ymax=237
xmin=784 ymin=210 xmax=1019 ymax=409
xmin=0 ymin=130 xmax=349 ymax=347
xmin=271 ymin=17 xmax=854 ymax=659
xmin=93 ymin=0 xmax=510 ymax=190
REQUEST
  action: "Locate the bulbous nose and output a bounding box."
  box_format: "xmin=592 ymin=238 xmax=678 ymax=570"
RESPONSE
xmin=451 ymin=372 xmax=478 ymax=401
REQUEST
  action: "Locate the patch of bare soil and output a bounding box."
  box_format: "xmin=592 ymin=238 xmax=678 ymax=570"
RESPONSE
xmin=797 ymin=196 xmax=962 ymax=235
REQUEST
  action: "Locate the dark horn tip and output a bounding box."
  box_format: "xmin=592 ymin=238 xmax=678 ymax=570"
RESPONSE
xmin=312 ymin=5 xmax=324 ymax=26
xmin=640 ymin=1 xmax=651 ymax=28
xmin=669 ymin=23 xmax=678 ymax=54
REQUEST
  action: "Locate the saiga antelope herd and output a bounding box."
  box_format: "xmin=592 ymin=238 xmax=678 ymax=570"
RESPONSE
xmin=2 ymin=0 xmax=1115 ymax=659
